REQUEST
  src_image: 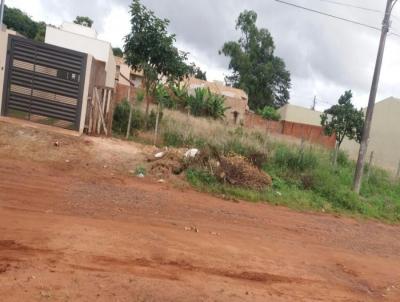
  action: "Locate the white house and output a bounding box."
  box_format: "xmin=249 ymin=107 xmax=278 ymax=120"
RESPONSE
xmin=45 ymin=22 xmax=116 ymax=89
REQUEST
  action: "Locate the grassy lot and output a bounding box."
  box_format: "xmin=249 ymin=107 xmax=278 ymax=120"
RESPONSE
xmin=115 ymin=105 xmax=400 ymax=223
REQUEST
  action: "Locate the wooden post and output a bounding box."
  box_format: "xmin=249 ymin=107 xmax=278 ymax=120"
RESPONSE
xmin=153 ymin=103 xmax=160 ymax=146
xmin=125 ymin=85 xmax=132 ymax=139
xmin=94 ymin=88 xmax=108 ymax=136
xmin=396 ymin=160 xmax=400 ymax=179
xmin=367 ymin=151 xmax=374 ymax=180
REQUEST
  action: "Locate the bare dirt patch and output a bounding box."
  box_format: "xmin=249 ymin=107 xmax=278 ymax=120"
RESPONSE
xmin=0 ymin=121 xmax=400 ymax=301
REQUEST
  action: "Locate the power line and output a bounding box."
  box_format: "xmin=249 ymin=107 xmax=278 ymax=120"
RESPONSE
xmin=274 ymin=0 xmax=381 ymax=31
xmin=315 ymin=0 xmax=381 ymax=13
xmin=274 ymin=0 xmax=400 ymax=37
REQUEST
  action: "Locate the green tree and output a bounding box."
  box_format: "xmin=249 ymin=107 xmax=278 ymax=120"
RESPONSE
xmin=257 ymin=106 xmax=281 ymax=121
xmin=112 ymin=47 xmax=123 ymax=57
xmin=124 ymin=0 xmax=191 ymax=120
xmin=3 ymin=5 xmax=38 ymax=39
xmin=321 ymin=90 xmax=364 ymax=166
xmin=34 ymin=22 xmax=47 ymax=42
xmin=220 ymin=10 xmax=291 ymax=110
xmin=73 ymin=16 xmax=93 ymax=27
xmin=189 ymin=63 xmax=207 ymax=81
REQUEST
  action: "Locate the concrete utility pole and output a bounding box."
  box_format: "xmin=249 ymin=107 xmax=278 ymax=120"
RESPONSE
xmin=312 ymin=96 xmax=316 ymax=111
xmin=0 ymin=0 xmax=5 ymax=25
xmin=353 ymin=0 xmax=397 ymax=194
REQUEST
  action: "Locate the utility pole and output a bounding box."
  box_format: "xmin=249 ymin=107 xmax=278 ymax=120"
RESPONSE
xmin=0 ymin=0 xmax=5 ymax=25
xmin=353 ymin=0 xmax=397 ymax=193
xmin=311 ymin=96 xmax=316 ymax=111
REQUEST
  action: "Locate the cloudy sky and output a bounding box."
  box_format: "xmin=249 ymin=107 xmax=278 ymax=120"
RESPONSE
xmin=5 ymin=0 xmax=400 ymax=110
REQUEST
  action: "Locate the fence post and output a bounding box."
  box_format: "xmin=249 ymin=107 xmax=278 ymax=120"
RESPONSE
xmin=396 ymin=160 xmax=400 ymax=179
xmin=367 ymin=151 xmax=374 ymax=180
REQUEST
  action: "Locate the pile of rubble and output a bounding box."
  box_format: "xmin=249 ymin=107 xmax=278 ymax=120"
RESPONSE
xmin=146 ymin=148 xmax=272 ymax=190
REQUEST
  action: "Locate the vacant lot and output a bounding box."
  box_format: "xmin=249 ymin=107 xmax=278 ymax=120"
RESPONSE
xmin=0 ymin=121 xmax=400 ymax=301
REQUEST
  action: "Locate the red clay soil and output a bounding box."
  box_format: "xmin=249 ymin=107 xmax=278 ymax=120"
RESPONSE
xmin=1 ymin=158 xmax=400 ymax=301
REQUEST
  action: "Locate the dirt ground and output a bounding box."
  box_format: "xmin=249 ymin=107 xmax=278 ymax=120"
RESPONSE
xmin=1 ymin=121 xmax=400 ymax=302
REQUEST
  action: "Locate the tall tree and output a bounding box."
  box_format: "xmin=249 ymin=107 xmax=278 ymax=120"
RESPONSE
xmin=220 ymin=10 xmax=291 ymax=110
xmin=73 ymin=16 xmax=93 ymax=27
xmin=3 ymin=5 xmax=38 ymax=39
xmin=189 ymin=63 xmax=207 ymax=81
xmin=124 ymin=0 xmax=191 ymax=120
xmin=112 ymin=47 xmax=123 ymax=57
xmin=321 ymin=90 xmax=364 ymax=166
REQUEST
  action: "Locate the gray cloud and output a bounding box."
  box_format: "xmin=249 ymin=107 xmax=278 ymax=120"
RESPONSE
xmin=8 ymin=0 xmax=400 ymax=107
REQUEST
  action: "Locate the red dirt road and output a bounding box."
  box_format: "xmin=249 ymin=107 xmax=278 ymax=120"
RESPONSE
xmin=0 ymin=128 xmax=400 ymax=302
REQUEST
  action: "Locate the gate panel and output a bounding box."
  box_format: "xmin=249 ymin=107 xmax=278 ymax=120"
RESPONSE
xmin=2 ymin=35 xmax=87 ymax=130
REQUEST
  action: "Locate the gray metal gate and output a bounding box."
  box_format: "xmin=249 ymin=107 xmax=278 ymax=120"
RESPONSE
xmin=1 ymin=35 xmax=87 ymax=130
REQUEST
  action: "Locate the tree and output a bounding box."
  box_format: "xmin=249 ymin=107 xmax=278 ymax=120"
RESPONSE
xmin=321 ymin=90 xmax=364 ymax=166
xmin=257 ymin=106 xmax=281 ymax=121
xmin=124 ymin=0 xmax=191 ymax=120
xmin=34 ymin=22 xmax=47 ymax=42
xmin=3 ymin=5 xmax=38 ymax=39
xmin=189 ymin=63 xmax=207 ymax=81
xmin=73 ymin=16 xmax=93 ymax=27
xmin=112 ymin=47 xmax=123 ymax=57
xmin=220 ymin=10 xmax=291 ymax=110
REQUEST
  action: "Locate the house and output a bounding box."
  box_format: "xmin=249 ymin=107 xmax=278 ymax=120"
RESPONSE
xmin=45 ymin=22 xmax=116 ymax=89
xmin=278 ymin=104 xmax=322 ymax=126
xmin=184 ymin=77 xmax=249 ymax=124
xmin=0 ymin=22 xmax=116 ymax=134
xmin=341 ymin=97 xmax=400 ymax=174
xmin=114 ymin=56 xmax=144 ymax=103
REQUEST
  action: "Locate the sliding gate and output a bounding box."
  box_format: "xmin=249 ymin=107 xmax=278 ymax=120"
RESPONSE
xmin=1 ymin=35 xmax=87 ymax=130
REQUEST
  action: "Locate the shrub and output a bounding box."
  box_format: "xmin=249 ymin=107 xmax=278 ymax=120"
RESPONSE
xmin=112 ymin=99 xmax=146 ymax=135
xmin=273 ymin=146 xmax=318 ymax=172
xmin=257 ymin=106 xmax=281 ymax=121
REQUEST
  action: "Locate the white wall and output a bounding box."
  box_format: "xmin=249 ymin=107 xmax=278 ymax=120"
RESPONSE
xmin=79 ymin=55 xmax=93 ymax=134
xmin=45 ymin=26 xmax=110 ymax=64
xmin=0 ymin=28 xmax=8 ymax=113
xmin=60 ymin=22 xmax=97 ymax=39
xmin=279 ymin=104 xmax=322 ymax=126
xmin=342 ymin=97 xmax=400 ymax=174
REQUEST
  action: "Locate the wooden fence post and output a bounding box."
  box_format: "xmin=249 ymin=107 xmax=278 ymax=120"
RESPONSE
xmin=396 ymin=160 xmax=400 ymax=179
xmin=366 ymin=151 xmax=374 ymax=180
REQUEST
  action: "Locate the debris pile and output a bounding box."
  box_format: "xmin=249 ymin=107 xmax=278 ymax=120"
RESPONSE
xmin=218 ymin=155 xmax=272 ymax=190
xmin=146 ymin=148 xmax=272 ymax=190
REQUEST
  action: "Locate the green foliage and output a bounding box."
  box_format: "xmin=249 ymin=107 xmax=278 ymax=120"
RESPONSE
xmin=4 ymin=5 xmax=39 ymax=39
xmin=124 ymin=0 xmax=191 ymax=95
xmin=272 ymin=146 xmax=318 ymax=173
xmin=73 ymin=16 xmax=93 ymax=27
xmin=147 ymin=109 xmax=163 ymax=130
xmin=112 ymin=100 xmax=145 ymax=135
xmin=135 ymin=165 xmax=146 ymax=176
xmin=187 ymin=88 xmax=228 ymax=119
xmin=155 ymin=84 xmax=175 ymax=109
xmin=257 ymin=106 xmax=281 ymax=121
xmin=220 ymin=10 xmax=291 ymax=110
xmin=189 ymin=63 xmax=207 ymax=80
xmin=321 ymin=90 xmax=364 ymax=147
xmin=113 ymin=47 xmax=123 ymax=57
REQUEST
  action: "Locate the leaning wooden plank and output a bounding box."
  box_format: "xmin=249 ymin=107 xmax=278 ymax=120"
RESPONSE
xmin=95 ymin=88 xmax=108 ymax=136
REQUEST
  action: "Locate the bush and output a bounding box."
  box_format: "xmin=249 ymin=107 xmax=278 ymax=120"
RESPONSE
xmin=112 ymin=99 xmax=146 ymax=135
xmin=257 ymin=106 xmax=281 ymax=121
xmin=273 ymin=146 xmax=318 ymax=172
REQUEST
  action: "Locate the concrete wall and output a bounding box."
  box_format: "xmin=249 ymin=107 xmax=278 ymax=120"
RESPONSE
xmin=79 ymin=55 xmax=93 ymax=134
xmin=0 ymin=27 xmax=8 ymax=112
xmin=60 ymin=22 xmax=97 ymax=39
xmin=342 ymin=97 xmax=400 ymax=173
xmin=279 ymin=104 xmax=322 ymax=126
xmin=45 ymin=25 xmax=115 ymax=88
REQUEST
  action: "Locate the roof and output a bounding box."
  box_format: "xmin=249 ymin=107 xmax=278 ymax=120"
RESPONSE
xmin=184 ymin=77 xmax=248 ymax=101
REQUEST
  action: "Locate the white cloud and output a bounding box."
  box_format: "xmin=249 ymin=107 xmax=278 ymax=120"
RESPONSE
xmin=97 ymin=5 xmax=130 ymax=48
